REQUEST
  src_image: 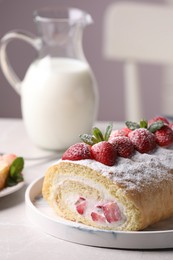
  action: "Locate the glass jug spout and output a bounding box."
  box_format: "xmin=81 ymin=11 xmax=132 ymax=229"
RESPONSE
xmin=33 ymin=7 xmax=93 ymax=60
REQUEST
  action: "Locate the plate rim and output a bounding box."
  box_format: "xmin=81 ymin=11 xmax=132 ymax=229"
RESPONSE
xmin=0 ymin=181 xmax=25 ymax=198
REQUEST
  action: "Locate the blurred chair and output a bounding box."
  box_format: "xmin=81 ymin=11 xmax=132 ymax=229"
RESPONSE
xmin=103 ymin=1 xmax=173 ymax=121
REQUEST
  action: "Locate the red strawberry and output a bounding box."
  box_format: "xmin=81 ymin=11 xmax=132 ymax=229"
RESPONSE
xmin=148 ymin=116 xmax=169 ymax=126
xmin=62 ymin=143 xmax=91 ymax=161
xmin=75 ymin=197 xmax=87 ymax=215
xmin=1 ymin=154 xmax=17 ymax=165
xmin=121 ymin=127 xmax=132 ymax=136
xmin=109 ymin=130 xmax=125 ymax=139
xmin=129 ymin=128 xmax=156 ymax=153
xmin=91 ymin=141 xmax=117 ymax=166
xmin=154 ymin=125 xmax=173 ymax=147
xmin=91 ymin=212 xmax=106 ymax=223
xmin=102 ymin=202 xmax=121 ymax=223
xmin=109 ymin=128 xmax=132 ymax=140
xmin=109 ymin=136 xmax=134 ymax=158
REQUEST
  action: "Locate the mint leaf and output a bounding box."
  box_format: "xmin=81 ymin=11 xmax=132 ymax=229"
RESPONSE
xmin=125 ymin=121 xmax=140 ymax=130
xmin=104 ymin=123 xmax=113 ymax=141
xmin=9 ymin=157 xmax=24 ymax=183
xmin=6 ymin=177 xmax=17 ymax=187
xmin=148 ymin=121 xmax=164 ymax=133
xmin=79 ymin=134 xmax=95 ymax=145
xmin=92 ymin=127 xmax=104 ymax=142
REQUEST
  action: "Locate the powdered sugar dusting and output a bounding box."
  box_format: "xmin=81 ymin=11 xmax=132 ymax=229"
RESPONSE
xmin=61 ymin=147 xmax=173 ymax=192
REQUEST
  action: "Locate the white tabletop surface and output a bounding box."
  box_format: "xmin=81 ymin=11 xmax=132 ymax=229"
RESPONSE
xmin=1 ymin=118 xmax=173 ymax=260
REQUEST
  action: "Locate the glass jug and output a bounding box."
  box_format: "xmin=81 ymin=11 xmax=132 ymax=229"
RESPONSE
xmin=0 ymin=7 xmax=98 ymax=150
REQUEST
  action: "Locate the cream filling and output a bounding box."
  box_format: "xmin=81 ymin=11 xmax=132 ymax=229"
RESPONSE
xmin=51 ymin=173 xmax=127 ymax=228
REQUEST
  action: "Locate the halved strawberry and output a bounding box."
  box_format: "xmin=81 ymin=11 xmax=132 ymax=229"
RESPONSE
xmin=109 ymin=136 xmax=134 ymax=158
xmin=91 ymin=141 xmax=117 ymax=166
xmin=91 ymin=212 xmax=106 ymax=223
xmin=62 ymin=143 xmax=91 ymax=161
xmin=102 ymin=202 xmax=121 ymax=223
xmin=2 ymin=154 xmax=17 ymax=165
xmin=75 ymin=197 xmax=87 ymax=215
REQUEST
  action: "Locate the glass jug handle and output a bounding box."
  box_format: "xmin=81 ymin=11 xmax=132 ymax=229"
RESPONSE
xmin=0 ymin=30 xmax=41 ymax=95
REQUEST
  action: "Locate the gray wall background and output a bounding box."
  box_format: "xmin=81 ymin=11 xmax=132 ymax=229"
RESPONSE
xmin=0 ymin=0 xmax=167 ymax=121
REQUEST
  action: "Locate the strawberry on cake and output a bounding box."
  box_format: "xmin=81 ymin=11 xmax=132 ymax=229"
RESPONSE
xmin=42 ymin=117 xmax=173 ymax=231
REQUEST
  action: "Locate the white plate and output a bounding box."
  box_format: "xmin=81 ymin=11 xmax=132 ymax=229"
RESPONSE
xmin=25 ymin=177 xmax=173 ymax=249
xmin=0 ymin=181 xmax=25 ymax=197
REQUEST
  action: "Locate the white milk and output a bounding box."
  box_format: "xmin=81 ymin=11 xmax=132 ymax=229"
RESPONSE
xmin=21 ymin=57 xmax=98 ymax=150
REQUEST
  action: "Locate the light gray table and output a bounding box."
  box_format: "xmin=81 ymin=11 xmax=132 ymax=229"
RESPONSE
xmin=0 ymin=118 xmax=173 ymax=260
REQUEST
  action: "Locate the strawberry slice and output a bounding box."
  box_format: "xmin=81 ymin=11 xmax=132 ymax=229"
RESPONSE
xmin=75 ymin=197 xmax=87 ymax=215
xmin=91 ymin=212 xmax=106 ymax=223
xmin=2 ymin=154 xmax=17 ymax=165
xmin=102 ymin=202 xmax=121 ymax=223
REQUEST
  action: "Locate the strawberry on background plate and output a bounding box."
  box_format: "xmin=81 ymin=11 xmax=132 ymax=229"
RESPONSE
xmin=1 ymin=154 xmax=17 ymax=165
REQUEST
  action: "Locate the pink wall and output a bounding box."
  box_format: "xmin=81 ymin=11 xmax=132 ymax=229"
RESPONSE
xmin=0 ymin=0 xmax=164 ymax=121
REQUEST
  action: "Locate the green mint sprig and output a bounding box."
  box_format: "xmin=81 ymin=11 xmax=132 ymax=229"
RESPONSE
xmin=80 ymin=123 xmax=113 ymax=145
xmin=125 ymin=119 xmax=164 ymax=133
xmin=6 ymin=157 xmax=24 ymax=187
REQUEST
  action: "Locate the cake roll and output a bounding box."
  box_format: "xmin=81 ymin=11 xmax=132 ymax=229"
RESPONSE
xmin=42 ymin=147 xmax=173 ymax=231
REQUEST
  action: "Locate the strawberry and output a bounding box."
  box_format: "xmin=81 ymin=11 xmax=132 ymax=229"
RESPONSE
xmin=91 ymin=212 xmax=106 ymax=223
xmin=75 ymin=197 xmax=87 ymax=215
xmin=154 ymin=125 xmax=173 ymax=147
xmin=148 ymin=116 xmax=169 ymax=126
xmin=80 ymin=123 xmax=117 ymax=166
xmin=109 ymin=136 xmax=134 ymax=158
xmin=129 ymin=128 xmax=156 ymax=153
xmin=2 ymin=154 xmax=17 ymax=165
xmin=102 ymin=202 xmax=121 ymax=223
xmin=91 ymin=141 xmax=117 ymax=166
xmin=62 ymin=143 xmax=91 ymax=161
xmin=109 ymin=127 xmax=131 ymax=140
